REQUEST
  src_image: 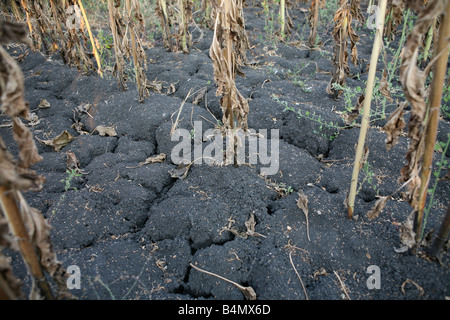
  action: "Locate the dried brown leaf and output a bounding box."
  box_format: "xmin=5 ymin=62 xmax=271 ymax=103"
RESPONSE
xmin=398 ymin=0 xmax=446 ymax=206
xmin=0 ymin=137 xmax=44 ymax=191
xmin=245 ymin=212 xmax=266 ymax=238
xmin=38 ymin=99 xmax=50 ymax=109
xmin=367 ymin=196 xmax=390 ymax=220
xmin=36 ymin=130 xmax=75 ymax=152
xmin=140 ymin=153 xmax=166 ymax=165
xmin=66 ymin=151 xmax=80 ymax=171
xmin=16 ymin=192 xmax=71 ymax=299
xmin=380 ymin=70 xmax=393 ymax=102
xmin=94 ymin=125 xmax=117 ymax=137
xmin=383 ymin=101 xmax=407 ymax=150
xmin=12 ymin=117 xmax=42 ymax=168
xmin=399 ymin=210 xmax=416 ymax=250
xmin=347 ymin=93 xmax=364 ymax=123
xmin=0 ymin=46 xmax=28 ymax=119
xmin=296 ymin=189 xmax=310 ymax=241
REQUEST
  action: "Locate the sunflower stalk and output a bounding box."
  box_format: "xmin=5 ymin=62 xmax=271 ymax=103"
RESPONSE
xmin=210 ymin=0 xmax=249 ymax=165
xmin=347 ymin=0 xmax=387 ymax=219
xmin=415 ymin=0 xmax=450 ymax=245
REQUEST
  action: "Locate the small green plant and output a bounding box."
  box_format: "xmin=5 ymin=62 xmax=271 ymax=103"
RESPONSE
xmin=357 ymin=161 xmax=380 ymax=196
xmin=94 ymin=28 xmax=114 ymax=74
xmin=287 ymin=63 xmax=313 ymax=93
xmin=275 ymin=94 xmax=342 ymax=140
xmin=49 ymin=169 xmax=82 ymax=223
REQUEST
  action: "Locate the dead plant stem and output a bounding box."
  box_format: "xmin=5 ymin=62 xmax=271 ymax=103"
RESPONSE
xmin=348 ymin=0 xmax=387 ymax=219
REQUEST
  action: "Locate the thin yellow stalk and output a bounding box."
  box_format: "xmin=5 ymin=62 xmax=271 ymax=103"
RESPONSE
xmin=280 ymin=0 xmax=286 ymax=38
xmin=77 ymin=0 xmax=103 ymax=77
xmin=0 ymin=186 xmax=53 ymax=300
xmin=415 ymin=0 xmax=450 ymax=242
xmin=348 ymin=0 xmax=387 ymax=219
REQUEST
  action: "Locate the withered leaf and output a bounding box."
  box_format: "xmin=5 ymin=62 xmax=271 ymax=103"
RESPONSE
xmin=245 ymin=212 xmax=266 ymax=238
xmin=169 ymin=162 xmax=191 ymax=180
xmin=16 ymin=191 xmax=71 ymax=299
xmin=65 ymin=151 xmax=80 ymax=171
xmin=398 ymin=0 xmax=446 ymax=206
xmin=347 ymin=93 xmax=365 ymax=123
xmin=383 ymin=101 xmax=407 ymax=150
xmin=12 ymin=117 xmax=42 ymax=168
xmin=367 ymin=196 xmax=390 ymax=220
xmin=380 ymin=70 xmax=393 ymax=102
xmin=399 ymin=210 xmax=416 ymax=250
xmin=296 ymin=189 xmax=310 ymax=241
xmin=94 ymin=125 xmax=117 ymax=137
xmin=140 ymin=153 xmax=166 ymax=166
xmin=0 ymin=137 xmax=44 ymax=191
xmin=38 ymin=99 xmax=50 ymax=109
xmin=193 ymin=87 xmax=207 ymax=105
xmin=0 ymin=46 xmax=28 ymax=119
xmin=36 ymin=130 xmax=75 ymax=152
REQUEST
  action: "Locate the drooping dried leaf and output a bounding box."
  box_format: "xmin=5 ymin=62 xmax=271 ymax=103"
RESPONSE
xmin=12 ymin=117 xmax=43 ymax=168
xmin=398 ymin=0 xmax=446 ymax=207
xmin=327 ymin=0 xmax=359 ymax=98
xmin=36 ymin=130 xmax=75 ymax=152
xmin=65 ymin=151 xmax=80 ymax=171
xmin=244 ymin=212 xmax=266 ymax=238
xmin=399 ymin=210 xmax=416 ymax=250
xmin=94 ymin=125 xmax=117 ymax=137
xmin=347 ymin=93 xmax=364 ymax=123
xmin=0 ymin=46 xmax=28 ymax=119
xmin=193 ymin=87 xmax=207 ymax=105
xmin=296 ymin=189 xmax=310 ymax=241
xmin=210 ymin=0 xmax=250 ymax=132
xmin=380 ymin=69 xmax=393 ymax=102
xmin=367 ymin=196 xmax=390 ymax=220
xmin=383 ymin=101 xmax=407 ymax=150
xmin=0 ymin=137 xmax=44 ymax=191
xmin=385 ymin=0 xmax=406 ymax=40
xmin=16 ymin=191 xmax=71 ymax=299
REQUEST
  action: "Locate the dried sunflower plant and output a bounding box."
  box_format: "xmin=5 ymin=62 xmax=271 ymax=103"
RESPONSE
xmin=209 ymin=0 xmax=251 ymax=165
xmin=0 ymin=21 xmax=71 ymax=300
